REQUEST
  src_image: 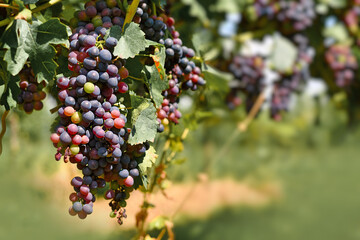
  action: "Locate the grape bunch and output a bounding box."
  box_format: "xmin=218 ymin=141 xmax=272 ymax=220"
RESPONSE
xmin=17 ymin=65 xmax=47 ymax=113
xmin=132 ymin=1 xmax=206 ymax=131
xmin=325 ymin=45 xmax=358 ymax=88
xmin=344 ymin=6 xmax=360 ymax=35
xmin=276 ymin=0 xmax=315 ymax=32
xmin=50 ymin=1 xmax=151 ymax=222
xmin=50 ymin=0 xmax=205 ymax=223
xmin=247 ymin=0 xmax=315 ymax=32
xmin=270 ymin=34 xmax=314 ymax=120
xmin=227 ymin=55 xmax=265 ymax=112
xmin=252 ymin=0 xmax=280 ymax=19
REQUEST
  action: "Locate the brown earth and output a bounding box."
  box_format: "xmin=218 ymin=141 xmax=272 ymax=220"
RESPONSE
xmin=32 ymin=163 xmax=282 ymax=231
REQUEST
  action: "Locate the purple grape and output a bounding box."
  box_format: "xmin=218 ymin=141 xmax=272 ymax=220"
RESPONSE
xmin=87 ymin=46 xmax=100 ymax=57
xmin=83 ymin=58 xmax=97 ymax=70
xmin=107 ymin=64 xmax=118 ymax=76
xmin=87 ymin=70 xmax=99 ymax=82
xmin=105 ymin=37 xmax=118 ymax=48
xmin=99 ymin=49 xmax=112 ymax=63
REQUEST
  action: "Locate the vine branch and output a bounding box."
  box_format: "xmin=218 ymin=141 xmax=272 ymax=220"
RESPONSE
xmin=0 ymin=3 xmax=19 ymax=10
xmin=31 ymin=0 xmax=62 ymax=13
xmin=0 ymin=18 xmax=11 ymax=28
xmin=207 ymin=92 xmax=266 ymax=176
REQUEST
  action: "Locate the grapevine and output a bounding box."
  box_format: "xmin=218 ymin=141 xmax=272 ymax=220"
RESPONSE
xmin=2 ymin=0 xmax=360 ymax=239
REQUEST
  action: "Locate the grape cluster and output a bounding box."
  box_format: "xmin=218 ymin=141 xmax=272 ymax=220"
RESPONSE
xmin=51 ymin=0 xmax=151 ymax=222
xmin=248 ymin=0 xmax=315 ymax=32
xmin=51 ymin=0 xmax=205 ymax=222
xmin=132 ymin=0 xmax=206 ymax=131
xmin=270 ymin=34 xmax=314 ymax=120
xmin=325 ymin=45 xmax=358 ymax=88
xmin=252 ymin=0 xmax=280 ymax=19
xmin=137 ymin=3 xmax=167 ymax=42
xmin=344 ymin=6 xmax=360 ymax=36
xmin=276 ymin=0 xmax=315 ymax=31
xmin=17 ymin=65 xmax=47 ymax=113
xmin=227 ymin=34 xmax=314 ymax=119
xmin=227 ymin=55 xmax=265 ymax=113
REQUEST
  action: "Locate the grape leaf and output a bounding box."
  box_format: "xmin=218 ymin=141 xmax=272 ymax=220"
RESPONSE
xmin=210 ymin=0 xmax=244 ymax=13
xmin=143 ymin=64 xmax=167 ymax=108
xmin=127 ymin=92 xmax=158 ymax=144
xmin=153 ymin=0 xmax=167 ymax=8
xmin=112 ymin=22 xmax=151 ymax=59
xmin=202 ymin=65 xmax=231 ymax=93
xmin=125 ymin=56 xmax=146 ymax=79
xmin=137 ymin=146 xmax=158 ymax=190
xmin=323 ymin=23 xmax=349 ymax=43
xmin=56 ymin=46 xmax=72 ymax=77
xmin=148 ymin=216 xmax=168 ymax=231
xmin=1 ymin=19 xmax=70 ymax=83
xmin=269 ymin=34 xmax=297 ymax=72
xmin=0 ymin=75 xmax=20 ymax=110
xmin=319 ymin=0 xmax=346 ymax=8
xmin=180 ymin=0 xmax=209 ymax=25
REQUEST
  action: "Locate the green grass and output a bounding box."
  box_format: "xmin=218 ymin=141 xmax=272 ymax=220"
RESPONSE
xmin=168 ymin=144 xmax=360 ymax=240
xmin=1 ymin=100 xmax=360 ymax=239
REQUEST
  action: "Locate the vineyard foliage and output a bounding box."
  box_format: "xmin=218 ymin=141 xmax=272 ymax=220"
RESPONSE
xmin=1 ymin=0 xmax=360 ymax=239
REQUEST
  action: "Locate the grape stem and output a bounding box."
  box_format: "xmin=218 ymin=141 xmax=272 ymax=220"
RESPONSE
xmin=0 ymin=3 xmax=19 ymax=10
xmin=31 ymin=0 xmax=62 ymax=13
xmin=0 ymin=17 xmax=11 ymax=27
xmin=135 ymin=126 xmax=189 ymax=239
xmin=207 ymin=92 xmax=266 ymax=176
xmin=0 ymin=110 xmax=10 ymax=156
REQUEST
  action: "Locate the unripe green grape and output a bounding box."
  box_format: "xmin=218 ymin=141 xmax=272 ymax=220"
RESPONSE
xmin=110 ymin=211 xmax=116 ymax=218
xmin=120 ymin=200 xmax=127 ymax=207
xmin=106 ymin=0 xmax=117 ymax=8
xmin=70 ymin=145 xmax=80 ymax=155
xmin=92 ymin=15 xmax=103 ymax=27
xmin=84 ymin=82 xmax=95 ymax=93
xmin=69 ymin=17 xmax=79 ymax=29
xmin=71 ymin=112 xmax=82 ymax=124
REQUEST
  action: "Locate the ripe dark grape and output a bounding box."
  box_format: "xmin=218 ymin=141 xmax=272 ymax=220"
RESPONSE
xmin=17 ymin=65 xmax=47 ymax=113
xmin=99 ymin=49 xmax=112 ymax=62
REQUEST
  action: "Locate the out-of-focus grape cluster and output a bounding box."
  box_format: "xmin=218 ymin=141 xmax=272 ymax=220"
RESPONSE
xmin=325 ymin=45 xmax=358 ymax=88
xmin=17 ymin=65 xmax=47 ymax=113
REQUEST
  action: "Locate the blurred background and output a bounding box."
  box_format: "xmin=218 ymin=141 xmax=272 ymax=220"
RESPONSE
xmin=2 ymin=0 xmax=360 ymax=239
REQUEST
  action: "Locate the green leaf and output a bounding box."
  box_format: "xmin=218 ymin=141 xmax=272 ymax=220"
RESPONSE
xmin=269 ymin=34 xmax=297 ymax=72
xmin=125 ymin=56 xmax=146 ymax=79
xmin=319 ymin=0 xmax=346 ymax=9
xmin=137 ymin=146 xmax=158 ymax=190
xmin=112 ymin=22 xmax=151 ymax=59
xmin=128 ymin=92 xmax=158 ymax=144
xmin=0 ymin=75 xmax=20 ymax=110
xmin=106 ymin=25 xmax=122 ymax=39
xmin=180 ymin=0 xmax=209 ymax=25
xmin=56 ymin=46 xmax=72 ymax=77
xmin=192 ymin=30 xmax=218 ymax=61
xmin=202 ymin=65 xmax=231 ymax=93
xmin=323 ymin=23 xmax=350 ymax=44
xmin=153 ymin=0 xmax=167 ymax=8
xmin=148 ymin=216 xmax=168 ymax=231
xmin=143 ymin=64 xmax=168 ymax=108
xmin=210 ymin=0 xmax=246 ymax=13
xmin=1 ymin=19 xmax=70 ymax=83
